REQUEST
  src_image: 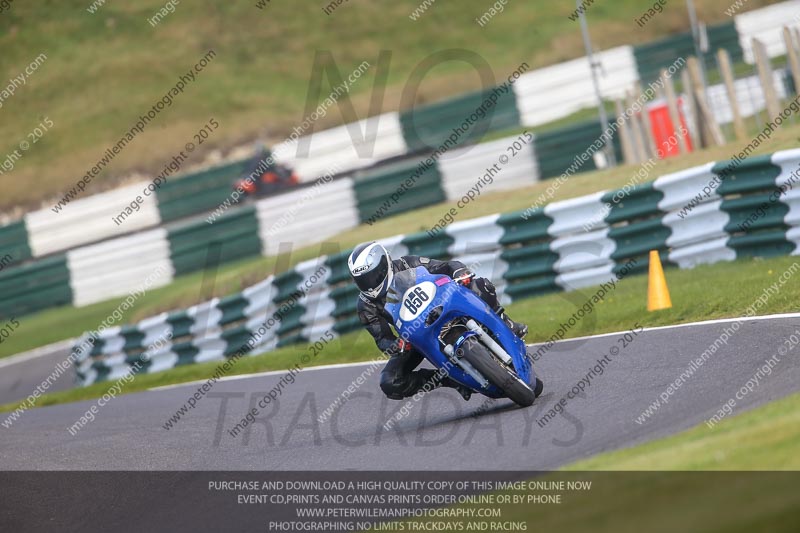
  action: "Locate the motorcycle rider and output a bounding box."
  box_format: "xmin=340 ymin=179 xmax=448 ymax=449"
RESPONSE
xmin=348 ymin=241 xmax=528 ymax=402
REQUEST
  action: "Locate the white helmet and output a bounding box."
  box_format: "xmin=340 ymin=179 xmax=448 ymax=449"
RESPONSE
xmin=348 ymin=242 xmax=393 ymax=299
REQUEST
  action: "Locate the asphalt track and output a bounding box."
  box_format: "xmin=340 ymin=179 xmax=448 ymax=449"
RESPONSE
xmin=1 ymin=314 xmax=799 ymax=471
xmin=0 ymin=340 xmax=75 ymax=406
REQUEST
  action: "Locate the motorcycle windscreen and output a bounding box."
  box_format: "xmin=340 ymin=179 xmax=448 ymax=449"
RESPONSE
xmin=385 ymin=268 xmax=420 ymax=305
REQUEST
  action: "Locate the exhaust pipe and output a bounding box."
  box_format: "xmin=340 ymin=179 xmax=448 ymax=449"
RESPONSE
xmin=465 ymin=319 xmax=513 ymax=365
xmin=444 ymin=344 xmax=489 ymax=388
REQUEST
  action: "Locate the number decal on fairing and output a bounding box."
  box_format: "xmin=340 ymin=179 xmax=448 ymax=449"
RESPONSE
xmin=398 ymin=282 xmax=437 ymax=321
xmin=403 ymin=286 xmax=429 ymax=314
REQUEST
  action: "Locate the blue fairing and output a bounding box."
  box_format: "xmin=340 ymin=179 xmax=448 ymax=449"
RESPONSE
xmin=384 ymin=267 xmax=534 ymax=398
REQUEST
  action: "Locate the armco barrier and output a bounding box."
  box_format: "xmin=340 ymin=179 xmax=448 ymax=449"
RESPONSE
xmin=399 ymin=87 xmax=520 ymax=153
xmin=734 ymin=1 xmax=800 ymax=63
xmin=167 ymin=205 xmax=262 ymax=277
xmin=0 ymin=220 xmax=32 ymax=269
xmin=27 ymin=182 xmax=162 ymax=258
xmin=255 ymin=177 xmax=359 ymax=257
xmin=74 ymin=256 xmax=331 ymax=385
xmin=513 ymin=46 xmax=639 ymax=128
xmin=0 ymin=158 xmax=252 ymax=272
xmin=0 ymin=255 xmax=72 ymax=319
xmin=73 ymin=148 xmax=800 ymax=386
xmin=273 ymin=112 xmax=409 ymax=183
xmin=437 ymin=135 xmax=540 ymax=202
xmin=535 ymin=119 xmax=624 ymax=179
xmin=2 ymin=0 xmax=794 ymax=274
xmin=0 ymin=127 xmax=551 ymax=317
xmin=633 ymin=20 xmax=743 ymax=83
xmin=67 ymin=229 xmax=174 ymax=307
xmin=156 ymin=158 xmax=250 ymax=223
xmin=354 ymin=155 xmax=446 ymax=223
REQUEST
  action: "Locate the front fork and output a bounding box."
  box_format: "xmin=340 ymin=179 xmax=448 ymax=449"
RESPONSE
xmin=443 ymin=343 xmax=489 ymax=389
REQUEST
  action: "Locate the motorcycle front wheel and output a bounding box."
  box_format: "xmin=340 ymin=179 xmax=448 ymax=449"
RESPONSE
xmin=459 ymin=337 xmax=536 ymax=407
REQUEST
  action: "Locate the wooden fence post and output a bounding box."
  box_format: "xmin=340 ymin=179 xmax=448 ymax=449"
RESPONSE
xmin=635 ymin=81 xmax=657 ymax=159
xmin=752 ymin=37 xmax=781 ymax=118
xmin=661 ymin=68 xmax=689 ymax=153
xmin=625 ymin=90 xmax=648 ymax=163
xmin=717 ymin=48 xmax=747 ymax=141
xmin=784 ymin=26 xmax=800 ymax=97
xmin=615 ymin=99 xmax=637 ymax=164
xmin=680 ymin=67 xmax=704 ymax=147
xmin=687 ymin=56 xmax=725 ymax=146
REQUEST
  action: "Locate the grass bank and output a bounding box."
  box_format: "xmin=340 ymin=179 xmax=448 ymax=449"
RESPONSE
xmin=0 ymin=0 xmax=779 ymax=211
xmin=2 ymin=254 xmax=798 ymax=412
xmin=4 ymin=116 xmax=799 ymax=360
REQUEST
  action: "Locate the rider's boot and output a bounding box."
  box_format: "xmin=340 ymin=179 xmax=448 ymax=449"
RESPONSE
xmin=441 ymin=377 xmax=472 ymax=401
xmin=499 ymin=309 xmax=528 ymax=339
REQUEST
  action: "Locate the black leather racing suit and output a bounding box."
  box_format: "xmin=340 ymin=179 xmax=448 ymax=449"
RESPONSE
xmin=356 ymin=255 xmax=502 ymax=400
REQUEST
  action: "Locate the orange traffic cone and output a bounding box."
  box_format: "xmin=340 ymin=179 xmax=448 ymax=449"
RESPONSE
xmin=647 ymin=250 xmax=672 ymax=311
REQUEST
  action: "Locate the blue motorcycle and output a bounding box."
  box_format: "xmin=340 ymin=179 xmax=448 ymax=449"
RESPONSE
xmin=385 ymin=266 xmax=543 ymax=407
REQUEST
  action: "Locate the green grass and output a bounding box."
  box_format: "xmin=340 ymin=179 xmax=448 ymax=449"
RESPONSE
xmin=517 ymin=255 xmax=800 ymax=341
xmin=0 ymin=0 xmax=782 ymax=212
xmin=566 ymin=390 xmax=800 ymax=470
xmin=486 ymin=386 xmax=800 ymax=530
xmin=3 ymin=253 xmax=799 ymax=413
xmin=393 ymin=365 xmax=800 ymax=531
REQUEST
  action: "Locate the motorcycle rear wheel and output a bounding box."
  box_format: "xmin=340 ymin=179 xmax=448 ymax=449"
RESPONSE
xmin=459 ymin=337 xmax=536 ymax=407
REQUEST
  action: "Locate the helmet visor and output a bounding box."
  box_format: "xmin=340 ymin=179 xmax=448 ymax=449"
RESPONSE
xmin=354 ymin=254 xmax=389 ymax=294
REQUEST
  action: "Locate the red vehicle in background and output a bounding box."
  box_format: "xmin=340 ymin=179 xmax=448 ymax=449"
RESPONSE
xmin=233 ymin=147 xmax=299 ymax=200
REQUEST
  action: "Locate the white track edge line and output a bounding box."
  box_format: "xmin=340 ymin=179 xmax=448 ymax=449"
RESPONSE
xmin=529 ymin=311 xmax=800 ymax=346
xmin=148 ymin=360 xmax=386 ymax=392
xmin=0 ymin=339 xmax=76 ymax=369
xmin=148 ymin=312 xmax=800 ymax=392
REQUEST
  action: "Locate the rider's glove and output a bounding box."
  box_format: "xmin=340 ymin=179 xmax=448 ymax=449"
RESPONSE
xmin=394 ymin=338 xmax=412 ymax=353
xmin=452 ymin=267 xmax=475 ymax=286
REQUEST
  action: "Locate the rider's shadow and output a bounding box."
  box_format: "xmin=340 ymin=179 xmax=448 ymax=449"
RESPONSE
xmin=391 ymin=390 xmax=556 ymax=434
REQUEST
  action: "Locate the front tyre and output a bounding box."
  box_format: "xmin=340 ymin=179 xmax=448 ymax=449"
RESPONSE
xmin=459 ymin=337 xmax=536 ymax=407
